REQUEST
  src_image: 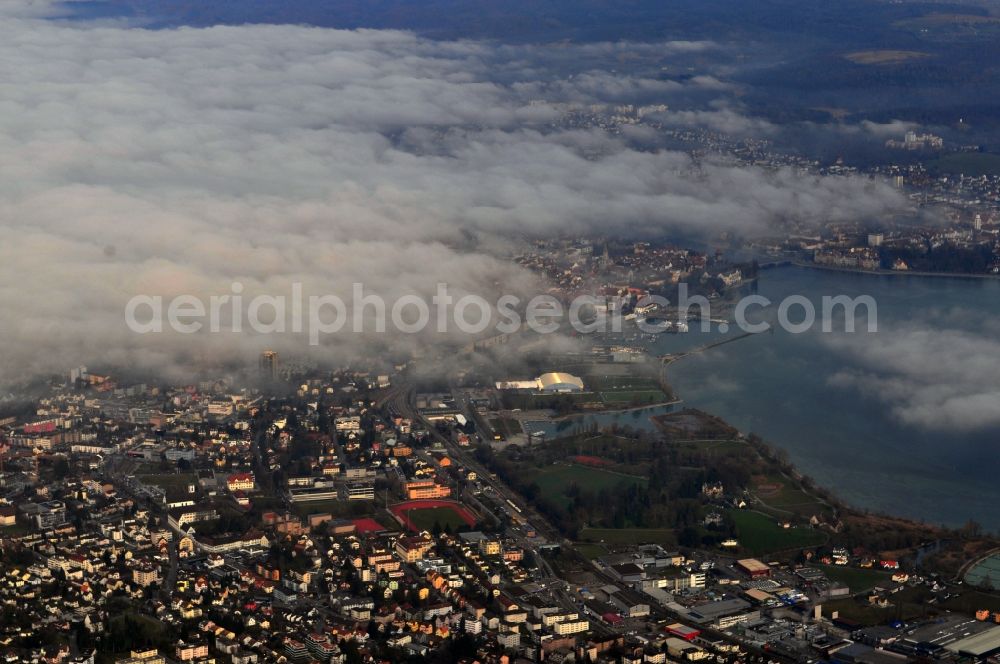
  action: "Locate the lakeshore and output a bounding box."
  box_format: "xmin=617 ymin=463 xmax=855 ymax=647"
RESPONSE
xmin=790 ymin=259 xmax=1000 ymax=280
xmin=549 ymin=398 xmax=682 ymax=420
xmin=659 ymin=264 xmax=1000 ymax=531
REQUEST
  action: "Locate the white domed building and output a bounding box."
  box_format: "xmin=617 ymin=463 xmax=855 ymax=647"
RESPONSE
xmin=536 ymin=372 xmax=585 ymax=393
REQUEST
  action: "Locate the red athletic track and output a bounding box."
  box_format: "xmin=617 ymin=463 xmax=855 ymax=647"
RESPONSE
xmin=388 ymin=499 xmax=476 ymax=532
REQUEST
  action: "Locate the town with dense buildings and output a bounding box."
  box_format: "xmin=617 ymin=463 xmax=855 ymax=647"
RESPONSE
xmin=2 ymin=342 xmax=1000 ymax=664
xmin=2 ymin=145 xmax=999 ymax=662
xmin=3 ymin=65 xmax=1000 ymax=664
xmin=542 ymin=103 xmax=1000 ymax=278
xmin=5 ymin=0 xmax=1000 ymax=662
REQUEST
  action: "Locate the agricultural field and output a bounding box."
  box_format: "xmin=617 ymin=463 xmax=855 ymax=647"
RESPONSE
xmin=751 ymin=473 xmax=833 ymax=519
xmin=811 ymin=564 xmax=895 ymax=593
xmin=578 ymin=527 xmax=675 ymax=546
xmin=728 ymin=509 xmax=825 ymax=555
xmin=530 ymin=463 xmax=646 ymax=508
xmin=821 ymin=597 xmax=919 ymax=626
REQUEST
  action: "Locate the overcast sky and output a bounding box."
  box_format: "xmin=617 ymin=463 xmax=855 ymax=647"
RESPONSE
xmin=0 ymin=2 xmax=917 ymax=385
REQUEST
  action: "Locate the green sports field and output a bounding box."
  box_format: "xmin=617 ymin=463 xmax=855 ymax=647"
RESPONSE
xmin=406 ymin=506 xmax=469 ymax=532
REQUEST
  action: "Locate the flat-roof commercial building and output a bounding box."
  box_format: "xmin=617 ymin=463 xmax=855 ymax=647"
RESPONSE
xmin=736 ymin=558 xmax=771 ymax=578
xmin=686 ymin=598 xmax=759 ymax=629
xmin=944 ymin=625 xmax=1000 ymax=658
xmin=666 ymin=623 xmax=701 ymax=641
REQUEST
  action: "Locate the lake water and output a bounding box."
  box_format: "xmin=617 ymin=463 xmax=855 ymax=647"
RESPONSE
xmin=660 ymin=266 xmax=1000 ymax=531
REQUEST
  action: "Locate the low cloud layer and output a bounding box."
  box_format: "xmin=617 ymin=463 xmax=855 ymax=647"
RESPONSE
xmin=0 ymin=7 xmax=911 ymax=384
xmin=826 ymin=328 xmax=1000 ymax=432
